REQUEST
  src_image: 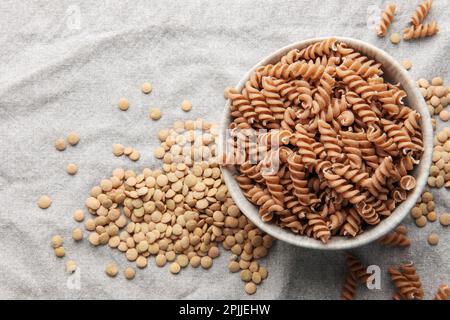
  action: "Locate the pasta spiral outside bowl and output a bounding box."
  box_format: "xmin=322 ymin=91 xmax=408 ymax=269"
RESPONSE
xmin=219 ymin=37 xmax=433 ymax=250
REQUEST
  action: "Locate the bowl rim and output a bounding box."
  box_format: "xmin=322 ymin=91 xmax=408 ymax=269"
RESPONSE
xmin=219 ymin=36 xmax=433 ymax=250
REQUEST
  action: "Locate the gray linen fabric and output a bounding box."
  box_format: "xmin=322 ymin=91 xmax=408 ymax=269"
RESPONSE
xmin=0 ymin=0 xmax=449 ymax=299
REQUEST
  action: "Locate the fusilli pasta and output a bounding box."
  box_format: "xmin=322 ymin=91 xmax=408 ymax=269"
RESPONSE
xmin=226 ymin=39 xmax=423 ymax=243
xmin=377 ymin=4 xmax=396 ymax=37
xmin=410 ymin=0 xmax=433 ymax=26
xmin=403 ymin=22 xmax=439 ymax=40
xmin=379 ymin=230 xmax=411 ymax=247
xmin=341 ymin=272 xmax=357 ymax=300
xmin=434 ymin=284 xmax=450 ymax=300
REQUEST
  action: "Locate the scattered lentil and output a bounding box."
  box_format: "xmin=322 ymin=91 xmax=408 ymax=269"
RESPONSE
xmin=124 ymin=267 xmax=136 ymax=280
xmin=432 ymin=77 xmax=444 ymax=86
xmin=440 ymin=110 xmax=450 ymax=121
xmin=411 ymin=206 xmax=423 ymax=219
xmin=54 ymin=247 xmax=65 ymax=258
xmin=113 ymin=144 xmax=125 ymax=156
xmin=129 ymin=149 xmax=140 ymax=161
xmin=73 ymin=209 xmax=84 ymax=222
xmin=427 ymin=211 xmax=437 ymax=222
xmin=390 ymin=33 xmax=401 ymax=44
xmin=439 ymin=213 xmax=450 ymax=226
xmin=181 ymin=100 xmax=192 ymax=112
xmin=240 ymin=269 xmax=252 ymax=282
xmin=156 ymin=254 xmax=167 ymax=267
xmin=401 ymin=60 xmax=412 ymax=70
xmin=37 ymin=195 xmax=52 ymax=209
xmin=245 ymin=282 xmax=257 ymax=295
xmin=415 ymin=216 xmax=427 ymax=228
xmin=427 ymin=233 xmax=439 ymax=246
xmin=141 ymin=82 xmax=152 ymax=94
xmin=66 ymin=260 xmax=77 ymax=273
xmin=51 ymin=235 xmax=63 ymax=248
xmin=72 ymin=228 xmax=83 ymax=241
xmin=169 ymin=262 xmax=181 ymax=274
xmin=118 ymin=98 xmax=129 ymax=111
xmin=149 ymin=108 xmax=162 ymax=120
xmin=200 ymin=256 xmax=213 ymax=269
xmin=66 ymin=163 xmax=78 ymax=175
xmin=54 ymin=138 xmax=66 ymax=151
xmin=105 ymin=263 xmax=118 ymax=277
xmin=136 ymin=256 xmax=148 ymax=268
xmin=67 ymin=132 xmax=80 ymax=146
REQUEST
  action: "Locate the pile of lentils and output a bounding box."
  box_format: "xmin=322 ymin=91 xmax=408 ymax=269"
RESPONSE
xmin=79 ymin=119 xmax=273 ymax=295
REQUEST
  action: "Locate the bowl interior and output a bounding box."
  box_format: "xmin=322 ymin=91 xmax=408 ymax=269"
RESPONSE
xmin=219 ymin=36 xmax=433 ymax=250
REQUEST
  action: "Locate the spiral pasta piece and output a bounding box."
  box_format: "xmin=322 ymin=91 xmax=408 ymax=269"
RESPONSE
xmin=289 ymin=59 xmax=326 ymax=81
xmin=410 ymin=0 xmax=433 ymax=26
xmin=359 ymin=140 xmax=379 ymax=171
xmin=298 ymin=38 xmax=337 ymax=60
xmin=321 ymin=97 xmax=348 ymax=123
xmin=399 ymin=175 xmax=416 ymax=190
xmin=336 ymin=67 xmax=377 ymax=102
xmin=379 ymin=231 xmax=411 ymax=247
xmin=261 ymin=76 xmax=286 ymax=121
xmin=381 ymin=118 xmax=417 ymax=153
xmin=402 ymin=110 xmax=421 ymax=137
xmin=328 ymin=210 xmax=347 ymax=232
xmin=332 ymin=163 xmax=371 ymax=188
xmin=227 ymin=88 xmax=257 ymax=124
xmin=403 ymin=22 xmax=439 ymax=40
xmin=246 ymin=186 xmax=284 ymax=220
xmin=306 ymin=213 xmax=331 ymax=243
xmin=281 ymin=48 xmax=302 ymax=65
xmin=293 ymin=124 xmax=317 ymax=166
xmin=278 ymin=214 xmax=304 ymax=234
xmin=367 ymin=124 xmax=399 ymax=157
xmin=240 ymin=161 xmax=264 ymax=183
xmin=337 ymin=43 xmax=383 ymax=76
xmin=400 ymin=263 xmax=423 ymax=299
xmin=346 ymin=254 xmax=369 ymax=284
xmin=346 ymin=91 xmax=379 ymax=124
xmin=377 ymin=4 xmax=396 ymax=37
xmin=324 ymin=168 xmax=366 ymax=204
xmin=313 ymin=71 xmax=335 ymax=113
xmin=434 ymin=285 xmax=450 ymax=300
xmin=367 ymin=156 xmax=394 ymax=199
xmin=389 ymin=267 xmax=418 ymax=300
xmin=284 ymin=194 xmax=307 ymax=219
xmin=341 ymin=208 xmax=362 ymax=237
xmin=262 ymin=174 xmax=285 ymax=206
xmin=341 ymin=58 xmax=381 ymax=79
xmin=318 ymin=119 xmax=342 ymax=159
xmin=341 ymin=272 xmax=357 ymax=300
xmin=287 ymin=154 xmax=311 ymax=206
xmin=245 ymin=84 xmax=275 ymax=125
xmin=279 ymin=80 xmax=312 ymax=108
xmin=355 ymin=201 xmax=380 ymax=225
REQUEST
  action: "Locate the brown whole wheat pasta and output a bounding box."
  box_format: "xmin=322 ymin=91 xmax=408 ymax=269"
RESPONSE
xmin=400 ymin=263 xmax=424 ymax=299
xmin=341 ymin=272 xmax=357 ymax=300
xmin=434 ymin=284 xmax=450 ymax=300
xmin=379 ymin=230 xmax=411 ymax=247
xmin=346 ymin=254 xmax=369 ymax=284
xmin=377 ymin=4 xmax=396 ymax=37
xmin=410 ymin=0 xmax=433 ymax=26
xmin=389 ymin=263 xmax=423 ymax=300
xmin=403 ymin=22 xmax=439 ymax=40
xmin=226 ymin=38 xmax=424 ymax=243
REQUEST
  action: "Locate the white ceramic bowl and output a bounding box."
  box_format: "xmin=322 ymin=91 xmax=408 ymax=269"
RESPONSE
xmin=220 ymin=36 xmax=433 ymax=250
